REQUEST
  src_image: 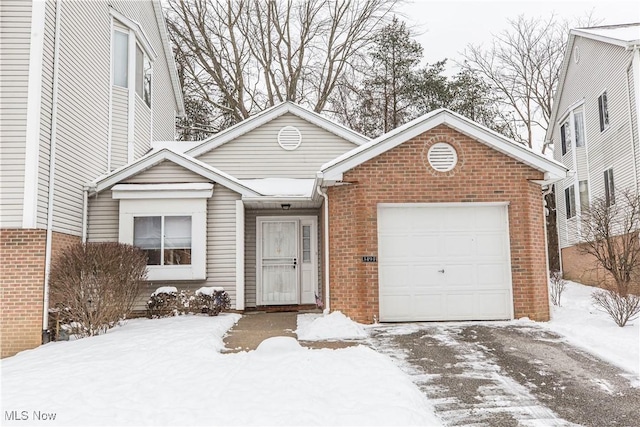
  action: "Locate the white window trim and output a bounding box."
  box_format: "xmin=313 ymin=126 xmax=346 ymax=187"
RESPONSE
xmin=114 ymin=184 xmax=213 ymax=281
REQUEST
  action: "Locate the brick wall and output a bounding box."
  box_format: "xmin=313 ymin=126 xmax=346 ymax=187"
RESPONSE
xmin=1 ymin=229 xmax=79 ymax=358
xmin=327 ymin=124 xmax=550 ymax=323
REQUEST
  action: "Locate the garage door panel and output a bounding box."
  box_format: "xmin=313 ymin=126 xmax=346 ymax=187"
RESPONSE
xmin=378 ymin=204 xmax=513 ymax=322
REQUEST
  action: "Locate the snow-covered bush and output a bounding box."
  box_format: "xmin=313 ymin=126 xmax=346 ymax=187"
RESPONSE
xmin=146 ymin=287 xmax=230 ymax=318
xmin=549 ymin=271 xmax=567 ymax=306
xmin=49 ymin=242 xmax=147 ymax=338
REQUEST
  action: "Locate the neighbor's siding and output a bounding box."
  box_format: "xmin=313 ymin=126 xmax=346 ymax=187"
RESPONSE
xmin=196 ymin=113 xmax=356 ymax=178
xmin=554 ymin=36 xmax=637 ymax=249
xmin=0 ymin=1 xmax=32 ymax=227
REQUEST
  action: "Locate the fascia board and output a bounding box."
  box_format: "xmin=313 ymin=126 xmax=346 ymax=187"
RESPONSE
xmin=571 ymin=28 xmax=632 ymax=48
xmin=545 ymin=34 xmax=575 ymax=143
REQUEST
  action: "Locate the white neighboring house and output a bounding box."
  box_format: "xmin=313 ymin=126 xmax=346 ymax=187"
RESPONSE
xmin=0 ymin=0 xmax=184 ymax=358
xmin=547 ymin=23 xmax=640 ymax=283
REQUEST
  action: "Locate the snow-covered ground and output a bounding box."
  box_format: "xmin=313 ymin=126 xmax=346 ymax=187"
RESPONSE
xmin=1 ymin=314 xmax=440 ymax=426
xmin=543 ymin=280 xmax=639 ymax=378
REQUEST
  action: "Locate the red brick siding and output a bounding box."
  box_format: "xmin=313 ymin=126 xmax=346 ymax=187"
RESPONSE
xmin=327 ymin=124 xmax=550 ymax=323
xmin=1 ymin=229 xmax=79 ymax=358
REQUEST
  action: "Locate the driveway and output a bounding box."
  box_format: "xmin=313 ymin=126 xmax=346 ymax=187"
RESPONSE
xmin=368 ymin=323 xmax=640 ymax=427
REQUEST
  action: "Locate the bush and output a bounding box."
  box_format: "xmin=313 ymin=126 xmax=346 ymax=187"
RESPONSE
xmin=146 ymin=287 xmax=230 ymax=318
xmin=549 ymin=271 xmax=567 ymax=306
xmin=592 ymin=289 xmax=640 ymax=327
xmin=49 ymin=242 xmax=147 ymax=338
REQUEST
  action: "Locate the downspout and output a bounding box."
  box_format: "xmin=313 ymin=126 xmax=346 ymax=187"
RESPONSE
xmin=81 ymin=187 xmax=90 ymax=243
xmin=316 ymin=186 xmax=330 ymax=312
xmin=42 ymin=0 xmax=63 ymax=343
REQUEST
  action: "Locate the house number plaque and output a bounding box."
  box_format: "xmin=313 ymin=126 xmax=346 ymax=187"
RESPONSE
xmin=362 ymin=256 xmax=377 ymax=263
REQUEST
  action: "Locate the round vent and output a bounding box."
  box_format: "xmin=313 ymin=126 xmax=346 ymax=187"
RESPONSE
xmin=573 ymin=46 xmax=580 ymax=64
xmin=278 ymin=126 xmax=302 ymax=150
xmin=427 ymin=142 xmax=458 ymax=172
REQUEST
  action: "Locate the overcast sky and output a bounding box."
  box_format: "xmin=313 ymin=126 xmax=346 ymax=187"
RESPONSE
xmin=397 ymin=0 xmax=640 ymax=72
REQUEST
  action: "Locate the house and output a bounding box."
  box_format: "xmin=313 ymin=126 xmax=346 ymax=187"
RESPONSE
xmin=0 ymin=0 xmax=184 ymax=357
xmin=546 ymin=23 xmax=640 ymax=284
xmin=85 ymin=102 xmax=567 ymax=326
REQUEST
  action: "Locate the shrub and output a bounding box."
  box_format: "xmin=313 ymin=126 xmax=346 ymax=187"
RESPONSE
xmin=146 ymin=287 xmax=230 ymax=318
xmin=49 ymin=242 xmax=147 ymax=338
xmin=592 ymin=289 xmax=640 ymax=327
xmin=549 ymin=271 xmax=567 ymax=307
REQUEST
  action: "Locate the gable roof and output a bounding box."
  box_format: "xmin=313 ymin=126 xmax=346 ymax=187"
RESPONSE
xmin=185 ymin=101 xmax=369 ymax=158
xmin=545 ymin=23 xmax=640 ymax=142
xmin=321 ymin=108 xmax=567 ymax=184
xmin=87 ymin=148 xmax=260 ymax=197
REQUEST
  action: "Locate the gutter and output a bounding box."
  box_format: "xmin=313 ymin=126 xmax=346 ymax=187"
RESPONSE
xmin=316 ymin=184 xmax=330 ymax=312
xmin=42 ymin=0 xmax=63 ymax=343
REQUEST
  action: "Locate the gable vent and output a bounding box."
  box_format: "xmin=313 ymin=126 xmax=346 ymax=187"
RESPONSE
xmin=278 ymin=126 xmax=302 ymax=150
xmin=427 ymin=142 xmax=458 ymax=172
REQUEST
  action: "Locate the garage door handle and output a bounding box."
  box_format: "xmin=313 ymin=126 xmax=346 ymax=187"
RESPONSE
xmin=438 ymin=269 xmax=445 ymax=273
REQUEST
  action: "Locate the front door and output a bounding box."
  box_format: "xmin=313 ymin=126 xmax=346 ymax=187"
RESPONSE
xmin=259 ymin=220 xmax=299 ymax=305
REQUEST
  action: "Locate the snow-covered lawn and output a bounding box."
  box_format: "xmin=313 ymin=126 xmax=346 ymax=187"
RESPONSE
xmin=1 ymin=314 xmax=440 ymax=426
xmin=543 ymin=280 xmax=640 ymax=379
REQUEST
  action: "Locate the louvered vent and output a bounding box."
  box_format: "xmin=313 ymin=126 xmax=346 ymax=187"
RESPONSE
xmin=427 ymin=142 xmax=458 ymax=172
xmin=278 ymin=126 xmax=302 ymax=150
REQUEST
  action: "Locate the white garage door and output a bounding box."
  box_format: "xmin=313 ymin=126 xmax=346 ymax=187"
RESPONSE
xmin=377 ymin=203 xmax=513 ymax=322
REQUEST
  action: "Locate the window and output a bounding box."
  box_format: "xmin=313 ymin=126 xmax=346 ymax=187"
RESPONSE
xmin=302 ymin=225 xmax=311 ymax=263
xmin=113 ymin=30 xmax=129 ymax=87
xmin=579 ymin=180 xmax=590 ymax=212
xmin=598 ymin=92 xmax=609 ymax=131
xmin=574 ymin=111 xmax=585 ymax=147
xmin=135 ymin=45 xmax=152 ymax=107
xmin=604 ymin=168 xmax=615 ymax=206
xmin=134 ymin=216 xmax=192 ymax=266
xmin=565 ymin=185 xmax=576 ymax=219
xmin=560 ymin=121 xmax=571 ymax=155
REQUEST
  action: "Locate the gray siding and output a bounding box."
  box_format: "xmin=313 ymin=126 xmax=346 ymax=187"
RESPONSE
xmin=123 ymin=160 xmax=210 ymax=183
xmin=111 ymin=88 xmax=128 ymax=170
xmin=0 ymin=1 xmax=32 ymax=227
xmin=553 ymin=36 xmax=637 ymax=248
xmin=134 ymin=97 xmax=152 ymax=158
xmin=87 ymin=190 xmax=119 ymax=242
xmin=197 ymin=113 xmax=357 ymax=178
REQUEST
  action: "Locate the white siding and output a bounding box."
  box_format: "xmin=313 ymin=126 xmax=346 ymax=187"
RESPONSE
xmin=111 ymin=88 xmax=128 ymax=170
xmin=87 ymin=190 xmax=119 ymax=242
xmin=553 ymin=36 xmax=637 ymax=248
xmin=134 ymin=97 xmax=152 ymax=158
xmin=123 ymin=160 xmax=210 ymax=183
xmin=197 ymin=113 xmax=357 ymax=178
xmin=0 ymin=1 xmax=32 ymax=227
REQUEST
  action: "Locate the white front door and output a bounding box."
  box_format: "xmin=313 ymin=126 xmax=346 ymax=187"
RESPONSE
xmin=257 ymin=217 xmax=318 ymax=306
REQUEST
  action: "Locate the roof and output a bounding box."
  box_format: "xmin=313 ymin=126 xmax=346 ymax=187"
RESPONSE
xmin=545 ymin=22 xmax=640 ymax=142
xmin=185 ymin=101 xmax=369 ymax=158
xmin=87 ymin=148 xmax=260 ymax=197
xmin=321 ymin=108 xmax=568 ymax=185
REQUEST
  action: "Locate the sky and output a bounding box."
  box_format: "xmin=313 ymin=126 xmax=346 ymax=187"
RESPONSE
xmin=397 ymin=0 xmax=640 ymax=72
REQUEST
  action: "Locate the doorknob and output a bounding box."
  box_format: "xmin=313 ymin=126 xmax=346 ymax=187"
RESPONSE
xmin=438 ymin=269 xmax=445 ymax=273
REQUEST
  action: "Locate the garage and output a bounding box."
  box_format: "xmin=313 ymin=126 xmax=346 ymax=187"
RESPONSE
xmin=377 ymin=203 xmax=513 ymax=322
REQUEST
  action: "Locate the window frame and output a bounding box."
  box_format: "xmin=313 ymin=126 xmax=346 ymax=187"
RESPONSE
xmin=598 ymin=91 xmax=609 ymax=132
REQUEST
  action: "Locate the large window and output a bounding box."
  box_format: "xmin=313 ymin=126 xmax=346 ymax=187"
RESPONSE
xmin=604 ymin=168 xmax=615 ymax=206
xmin=134 ymin=216 xmax=192 ymax=266
xmin=598 ymin=91 xmax=609 ymax=132
xmin=565 ymin=185 xmax=576 ymax=219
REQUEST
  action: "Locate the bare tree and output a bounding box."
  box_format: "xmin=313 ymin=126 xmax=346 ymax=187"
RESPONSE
xmin=460 ymin=14 xmax=597 ymax=148
xmin=166 ymin=0 xmax=396 ymax=137
xmin=580 ymin=189 xmax=640 ymax=326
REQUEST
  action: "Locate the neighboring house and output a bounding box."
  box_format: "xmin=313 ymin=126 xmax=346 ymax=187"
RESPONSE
xmin=546 ymin=23 xmax=640 ymax=284
xmin=85 ymin=102 xmax=566 ymax=327
xmin=0 ymin=0 xmax=184 ymax=357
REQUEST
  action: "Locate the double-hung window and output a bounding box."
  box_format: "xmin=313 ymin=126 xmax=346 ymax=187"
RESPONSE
xmin=598 ymin=91 xmax=609 ymax=132
xmin=565 ymin=185 xmax=576 ymax=219
xmin=604 ymin=168 xmax=615 ymax=206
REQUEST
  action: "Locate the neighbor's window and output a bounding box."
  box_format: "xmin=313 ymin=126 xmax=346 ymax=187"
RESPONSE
xmin=560 ymin=121 xmax=571 ymax=155
xmin=134 ymin=216 xmax=192 ymax=266
xmin=565 ymin=185 xmax=576 ymax=219
xmin=604 ymin=168 xmax=615 ymax=206
xmin=598 ymin=91 xmax=609 ymax=131
xmin=113 ymin=30 xmax=129 ymax=88
xmin=579 ymin=180 xmax=590 ymax=212
xmin=573 ymin=111 xmax=585 ymax=147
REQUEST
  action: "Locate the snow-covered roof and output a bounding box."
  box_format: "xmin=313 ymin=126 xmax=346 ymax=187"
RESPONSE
xmin=240 ymin=178 xmax=315 ymax=198
xmin=151 ymin=140 xmax=201 ymax=153
xmin=572 ymin=23 xmax=640 ymax=47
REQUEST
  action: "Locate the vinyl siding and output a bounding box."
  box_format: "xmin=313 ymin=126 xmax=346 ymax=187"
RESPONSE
xmin=0 ymin=1 xmax=32 ymax=227
xmin=197 ymin=113 xmax=357 ymax=178
xmin=87 ymin=190 xmax=119 ymax=242
xmin=244 ymin=208 xmax=321 ymax=308
xmin=111 ymin=88 xmax=128 ymax=170
xmin=553 ymin=36 xmax=637 ymax=248
xmin=134 ymin=97 xmax=152 ymax=158
xmin=123 ymin=160 xmax=210 ymax=183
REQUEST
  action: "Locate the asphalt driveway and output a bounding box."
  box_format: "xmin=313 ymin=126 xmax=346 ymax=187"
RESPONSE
xmin=368 ymin=323 xmax=640 ymax=427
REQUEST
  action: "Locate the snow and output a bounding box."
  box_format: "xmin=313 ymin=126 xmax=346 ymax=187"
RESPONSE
xmin=195 ymin=286 xmax=225 ymax=296
xmin=296 ymin=311 xmax=368 ymax=341
xmin=240 ymin=178 xmax=315 ymax=197
xmin=151 ymin=286 xmax=177 ymax=296
xmin=542 ymin=280 xmax=640 ymax=379
xmin=1 ymin=314 xmax=441 ymax=426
